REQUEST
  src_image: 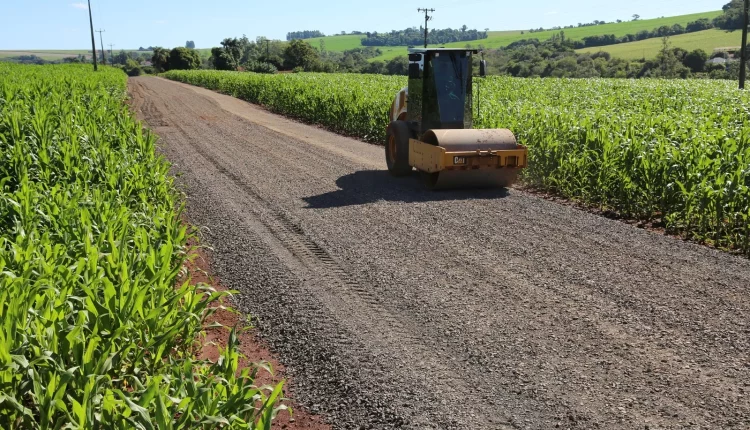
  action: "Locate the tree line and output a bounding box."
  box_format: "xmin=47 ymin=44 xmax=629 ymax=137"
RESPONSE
xmin=287 ymin=30 xmax=325 ymax=40
xmin=480 ymin=33 xmax=732 ymax=80
xmin=205 ymin=35 xmax=410 ymax=75
xmin=575 ymin=18 xmax=714 ymax=48
xmin=713 ymin=0 xmax=746 ymax=29
xmin=361 ymin=26 xmax=488 ymax=46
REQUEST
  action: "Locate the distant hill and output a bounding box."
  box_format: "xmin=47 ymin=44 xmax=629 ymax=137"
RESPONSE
xmin=304 ymin=10 xmax=722 ymax=62
xmin=578 ymin=28 xmax=743 ymax=60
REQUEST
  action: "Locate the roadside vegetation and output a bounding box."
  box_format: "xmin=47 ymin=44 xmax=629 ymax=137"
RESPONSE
xmin=164 ymin=69 xmax=750 ymax=254
xmin=151 ymin=4 xmax=746 ymax=81
xmin=0 ymin=63 xmax=285 ymax=428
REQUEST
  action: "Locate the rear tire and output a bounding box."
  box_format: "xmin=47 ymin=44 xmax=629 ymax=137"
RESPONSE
xmin=385 ymin=121 xmax=412 ymax=177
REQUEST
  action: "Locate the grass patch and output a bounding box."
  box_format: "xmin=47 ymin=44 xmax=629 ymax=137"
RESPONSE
xmin=577 ymin=28 xmax=744 ymax=59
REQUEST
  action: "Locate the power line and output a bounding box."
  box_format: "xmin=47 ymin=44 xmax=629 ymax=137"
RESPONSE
xmin=417 ymin=7 xmax=436 ymax=48
xmin=96 ymin=29 xmax=106 ymax=66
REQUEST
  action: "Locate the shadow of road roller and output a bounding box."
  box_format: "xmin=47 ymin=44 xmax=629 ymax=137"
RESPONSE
xmin=385 ymin=48 xmax=527 ymax=190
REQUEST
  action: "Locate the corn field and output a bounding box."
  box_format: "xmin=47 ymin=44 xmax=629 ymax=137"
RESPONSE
xmin=164 ymin=70 xmax=750 ymax=255
xmin=0 ymin=64 xmax=284 ymax=429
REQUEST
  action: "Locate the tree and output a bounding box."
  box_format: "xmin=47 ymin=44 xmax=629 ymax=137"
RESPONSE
xmin=220 ymin=38 xmax=242 ymax=66
xmin=672 ymin=47 xmax=688 ymax=62
xmin=683 ymin=49 xmax=708 ymax=73
xmin=186 ymin=40 xmax=196 ymax=49
xmin=385 ymin=56 xmax=408 ymax=75
xmin=151 ymin=47 xmax=170 ymax=72
xmin=210 ymin=47 xmax=236 ymax=70
xmin=686 ymin=18 xmax=714 ymax=32
xmin=362 ymin=61 xmax=386 ymax=74
xmin=112 ymin=50 xmax=130 ymax=65
xmin=168 ymin=47 xmax=201 ymax=70
xmin=286 ymin=30 xmax=325 ymax=40
xmin=713 ymin=0 xmax=744 ymax=29
xmin=656 ymin=36 xmax=687 ymax=78
xmin=632 ymin=14 xmax=640 ymax=21
xmin=283 ymin=39 xmax=319 ymax=70
xmin=124 ymin=58 xmax=143 ymax=76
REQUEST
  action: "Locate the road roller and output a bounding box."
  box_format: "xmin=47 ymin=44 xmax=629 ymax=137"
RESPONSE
xmin=386 ymin=48 xmax=527 ymax=189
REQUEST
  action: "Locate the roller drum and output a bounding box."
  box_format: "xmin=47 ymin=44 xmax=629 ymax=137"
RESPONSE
xmin=422 ymin=128 xmax=522 ymax=190
xmin=422 ymin=128 xmax=518 ymax=152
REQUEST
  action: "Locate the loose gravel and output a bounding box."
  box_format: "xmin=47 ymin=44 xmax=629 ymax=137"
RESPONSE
xmin=130 ymin=76 xmax=750 ymax=430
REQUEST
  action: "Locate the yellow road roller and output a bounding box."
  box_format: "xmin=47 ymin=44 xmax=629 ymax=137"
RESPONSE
xmin=386 ymin=48 xmax=527 ymax=189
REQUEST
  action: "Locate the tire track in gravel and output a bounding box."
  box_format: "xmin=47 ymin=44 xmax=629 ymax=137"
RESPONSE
xmin=129 ymin=76 xmax=750 ymax=430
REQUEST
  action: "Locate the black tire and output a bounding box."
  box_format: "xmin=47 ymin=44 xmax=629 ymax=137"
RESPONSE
xmin=385 ymin=120 xmax=412 ymax=176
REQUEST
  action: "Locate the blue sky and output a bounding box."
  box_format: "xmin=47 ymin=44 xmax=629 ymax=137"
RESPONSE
xmin=0 ymin=0 xmax=726 ymax=50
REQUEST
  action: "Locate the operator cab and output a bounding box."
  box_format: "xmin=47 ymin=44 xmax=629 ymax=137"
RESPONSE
xmin=406 ymin=48 xmax=484 ymax=136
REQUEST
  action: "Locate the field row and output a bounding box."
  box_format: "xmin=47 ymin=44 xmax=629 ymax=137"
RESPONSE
xmin=0 ymin=64 xmax=282 ymax=428
xmin=163 ymin=70 xmax=750 ymax=254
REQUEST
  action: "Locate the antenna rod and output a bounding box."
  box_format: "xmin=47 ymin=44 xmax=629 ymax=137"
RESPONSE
xmin=96 ymin=29 xmax=106 ymax=66
xmin=87 ymin=0 xmax=98 ymax=71
xmin=417 ymin=7 xmax=435 ymax=48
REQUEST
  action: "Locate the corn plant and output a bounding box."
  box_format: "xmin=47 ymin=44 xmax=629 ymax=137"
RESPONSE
xmin=163 ymin=70 xmax=750 ymax=255
xmin=0 ymin=63 xmax=286 ymax=429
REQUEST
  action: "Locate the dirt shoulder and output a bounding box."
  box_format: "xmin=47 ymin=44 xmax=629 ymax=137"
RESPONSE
xmin=185 ymin=233 xmax=330 ymax=430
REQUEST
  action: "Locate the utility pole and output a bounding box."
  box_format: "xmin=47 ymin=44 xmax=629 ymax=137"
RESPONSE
xmin=108 ymin=44 xmax=115 ymax=64
xmin=417 ymin=7 xmax=435 ymax=48
xmin=87 ymin=0 xmax=98 ymax=70
xmin=741 ymin=0 xmax=749 ymax=89
xmin=96 ymin=29 xmax=106 ymax=66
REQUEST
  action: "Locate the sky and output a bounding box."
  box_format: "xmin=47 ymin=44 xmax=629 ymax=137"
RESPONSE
xmin=0 ymin=0 xmax=727 ymax=50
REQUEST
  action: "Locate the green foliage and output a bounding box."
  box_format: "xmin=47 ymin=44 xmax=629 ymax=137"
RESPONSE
xmin=123 ymin=58 xmax=143 ymax=76
xmin=244 ymin=60 xmax=277 ymax=74
xmin=151 ymin=47 xmax=170 ymax=72
xmin=576 ymin=28 xmax=743 ymax=61
xmin=112 ymin=50 xmax=130 ymax=66
xmin=713 ymin=0 xmax=744 ymax=29
xmin=286 ymin=30 xmax=325 ymax=40
xmin=162 ymin=70 xmax=403 ymax=141
xmin=0 ymin=64 xmax=286 ymax=428
xmin=385 ymin=56 xmax=408 ymax=75
xmin=361 ymin=27 xmax=488 ymax=47
xmin=684 ymin=49 xmax=709 ymax=72
xmin=211 ymin=47 xmax=236 ymax=71
xmin=186 ymin=40 xmax=196 ymax=49
xmin=168 ymin=47 xmax=201 ymax=70
xmin=686 ymin=18 xmax=714 ymax=32
xmin=283 ymin=40 xmax=319 ymax=71
xmin=302 ymin=11 xmax=722 ymax=62
xmin=164 ymin=69 xmax=750 ymax=254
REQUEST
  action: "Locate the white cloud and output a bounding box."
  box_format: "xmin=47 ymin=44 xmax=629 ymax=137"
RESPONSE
xmin=71 ymin=2 xmax=87 ymax=10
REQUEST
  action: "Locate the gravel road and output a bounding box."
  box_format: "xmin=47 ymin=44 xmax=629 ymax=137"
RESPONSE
xmin=129 ymin=76 xmax=750 ymax=430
